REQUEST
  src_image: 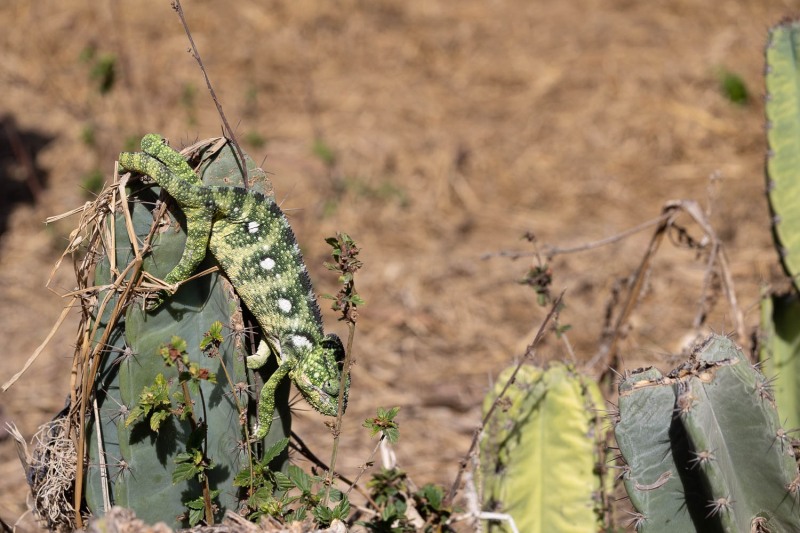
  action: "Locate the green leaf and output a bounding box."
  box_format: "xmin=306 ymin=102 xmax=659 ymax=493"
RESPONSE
xmin=124 ymin=405 xmax=145 ymax=427
xmin=261 ymin=437 xmax=289 ymax=465
xmin=274 ymin=471 xmax=294 ymax=491
xmin=172 ymin=462 xmax=198 ymax=484
xmin=149 ymin=410 xmax=170 ymax=433
xmin=313 ymin=505 xmax=333 ymax=526
xmin=186 ymin=498 xmax=205 ymax=510
xmin=287 ymin=465 xmax=312 ymax=493
xmin=248 ymin=486 xmax=274 ymax=510
xmin=419 ymin=483 xmax=443 ymax=510
xmin=171 ymin=336 xmax=187 ymax=353
xmin=333 ymin=496 xmax=351 ymax=519
xmin=233 ymin=469 xmax=250 ymax=487
xmin=188 ymin=506 xmax=204 ymax=527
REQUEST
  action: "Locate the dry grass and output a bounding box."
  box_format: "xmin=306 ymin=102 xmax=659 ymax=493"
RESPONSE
xmin=0 ymin=0 xmax=791 ymax=528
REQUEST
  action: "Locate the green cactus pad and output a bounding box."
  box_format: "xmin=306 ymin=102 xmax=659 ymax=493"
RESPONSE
xmin=759 ymin=291 xmax=800 ymax=432
xmin=480 ymin=363 xmax=607 ymax=533
xmin=615 ymin=367 xmax=701 ymax=531
xmin=766 ymin=19 xmax=800 ymax=287
xmin=616 ymin=335 xmax=800 ymax=532
xmin=85 ymin=139 xmax=288 ymax=528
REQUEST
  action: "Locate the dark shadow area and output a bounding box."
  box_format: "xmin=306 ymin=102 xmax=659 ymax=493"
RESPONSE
xmin=0 ymin=115 xmax=54 ymax=237
xmin=670 ymin=411 xmax=724 ymax=532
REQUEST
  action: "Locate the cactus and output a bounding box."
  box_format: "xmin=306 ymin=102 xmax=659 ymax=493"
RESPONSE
xmin=83 ymin=139 xmax=288 ymax=528
xmin=615 ymin=335 xmax=800 ymax=532
xmin=479 ymin=362 xmax=609 ymax=532
xmin=759 ymin=291 xmax=800 ymax=432
xmin=759 ymin=18 xmax=800 ymax=465
xmin=766 ymin=19 xmax=800 ymax=290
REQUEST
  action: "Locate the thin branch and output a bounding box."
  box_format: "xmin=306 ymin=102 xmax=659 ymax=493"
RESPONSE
xmin=445 ymin=292 xmax=564 ymax=506
xmin=481 ymin=213 xmax=671 ymax=261
xmin=588 ymin=208 xmax=675 ymax=372
xmin=323 ymin=320 xmax=356 ymax=507
xmin=171 ymin=0 xmax=249 ymax=188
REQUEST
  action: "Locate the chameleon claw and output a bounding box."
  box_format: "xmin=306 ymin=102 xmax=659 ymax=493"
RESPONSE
xmin=145 ymin=291 xmax=168 ymax=311
xmin=145 ymin=285 xmax=178 ymax=311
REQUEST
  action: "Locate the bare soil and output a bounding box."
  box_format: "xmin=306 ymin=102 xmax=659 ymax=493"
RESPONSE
xmin=0 ymin=0 xmax=792 ymax=529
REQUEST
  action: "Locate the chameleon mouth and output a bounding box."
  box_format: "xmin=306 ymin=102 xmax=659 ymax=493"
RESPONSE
xmin=295 ymin=374 xmax=348 ymax=417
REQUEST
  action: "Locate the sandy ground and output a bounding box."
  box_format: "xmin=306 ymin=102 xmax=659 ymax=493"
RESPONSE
xmin=0 ymin=0 xmax=795 ymax=529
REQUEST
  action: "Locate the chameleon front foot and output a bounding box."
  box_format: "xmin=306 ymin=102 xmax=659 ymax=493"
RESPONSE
xmin=248 ymin=358 xmax=292 ymax=442
xmin=144 ymin=282 xmax=181 ymax=311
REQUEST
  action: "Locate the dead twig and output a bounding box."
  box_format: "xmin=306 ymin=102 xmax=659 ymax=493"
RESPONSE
xmin=588 ymin=199 xmax=745 ymax=375
xmin=481 ymin=213 xmax=671 ymax=261
xmin=445 ymin=292 xmax=564 ymax=506
xmin=171 ymin=0 xmax=248 ymax=188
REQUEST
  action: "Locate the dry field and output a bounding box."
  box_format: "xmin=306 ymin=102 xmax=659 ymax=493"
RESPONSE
xmin=0 ymin=0 xmax=795 ymax=529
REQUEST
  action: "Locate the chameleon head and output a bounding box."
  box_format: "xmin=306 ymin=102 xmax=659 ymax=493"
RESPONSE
xmin=139 ymin=133 xmax=166 ymax=154
xmin=290 ymin=334 xmax=349 ymax=416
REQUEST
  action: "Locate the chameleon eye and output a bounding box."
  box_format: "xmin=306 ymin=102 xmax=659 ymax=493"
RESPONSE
xmin=323 ymin=380 xmax=339 ymax=397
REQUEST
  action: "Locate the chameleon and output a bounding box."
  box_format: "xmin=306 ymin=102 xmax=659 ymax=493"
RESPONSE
xmin=117 ymin=134 xmax=348 ymax=441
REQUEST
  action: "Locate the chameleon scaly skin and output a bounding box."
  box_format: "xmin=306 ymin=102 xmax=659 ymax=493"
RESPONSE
xmin=118 ymin=134 xmax=348 ymax=440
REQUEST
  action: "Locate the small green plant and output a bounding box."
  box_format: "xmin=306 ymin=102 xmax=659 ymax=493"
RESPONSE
xmin=181 ymin=82 xmax=197 ymax=126
xmin=80 ymin=124 xmax=96 ymax=147
xmin=312 ymin=137 xmax=337 ymax=167
xmin=363 ymin=406 xmax=400 ymax=444
xmin=359 ymin=469 xmax=455 ymax=532
xmin=243 ymin=131 xmax=266 ymax=149
xmin=80 ymin=169 xmax=105 ymax=197
xmin=716 ymin=67 xmax=749 ymax=105
xmin=234 ymin=436 xmax=351 ymax=526
xmin=80 ymin=45 xmax=116 ymax=95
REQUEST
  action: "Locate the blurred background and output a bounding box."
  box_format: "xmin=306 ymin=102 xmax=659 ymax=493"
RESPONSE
xmin=0 ymin=0 xmax=793 ymax=526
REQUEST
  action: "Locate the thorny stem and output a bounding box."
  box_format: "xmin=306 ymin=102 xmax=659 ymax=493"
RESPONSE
xmin=175 ymin=359 xmax=214 ymax=525
xmin=323 ymin=320 xmax=356 ymax=507
xmin=444 ymin=293 xmax=564 ymax=506
xmin=211 ymin=340 xmax=256 ymax=494
xmin=321 ymin=233 xmax=362 ymax=506
xmin=171 ymin=0 xmax=248 ymax=189
xmin=345 ymin=434 xmax=384 ymax=498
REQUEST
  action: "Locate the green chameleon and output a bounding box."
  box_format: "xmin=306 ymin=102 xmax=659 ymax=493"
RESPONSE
xmin=118 ymin=134 xmax=348 ymax=441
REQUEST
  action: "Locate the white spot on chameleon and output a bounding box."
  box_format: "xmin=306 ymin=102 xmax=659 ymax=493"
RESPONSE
xmin=247 ymin=221 xmax=260 ymax=234
xmin=260 ymin=257 xmax=275 ymax=270
xmin=278 ymin=298 xmax=292 ymax=313
xmin=291 ymin=335 xmax=313 ymax=349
